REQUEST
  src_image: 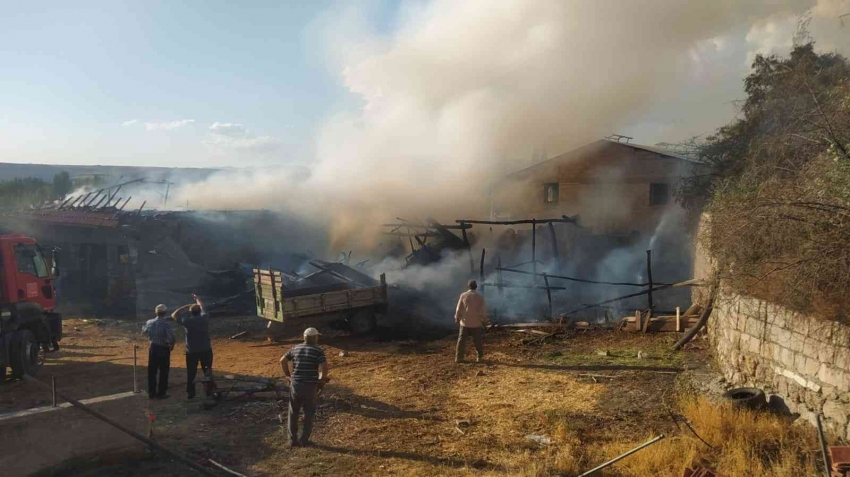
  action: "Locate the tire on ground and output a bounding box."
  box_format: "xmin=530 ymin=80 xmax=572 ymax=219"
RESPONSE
xmin=10 ymin=330 xmax=41 ymax=378
xmin=348 ymin=308 xmax=377 ymax=335
xmin=723 ymin=387 xmax=766 ymax=410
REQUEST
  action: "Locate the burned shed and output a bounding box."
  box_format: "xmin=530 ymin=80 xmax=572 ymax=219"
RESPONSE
xmin=0 ymin=203 xmax=323 ymax=319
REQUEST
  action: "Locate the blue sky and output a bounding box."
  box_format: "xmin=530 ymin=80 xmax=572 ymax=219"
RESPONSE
xmin=1 ymin=1 xmax=847 ymax=170
xmin=0 ymin=1 xmax=400 ymax=167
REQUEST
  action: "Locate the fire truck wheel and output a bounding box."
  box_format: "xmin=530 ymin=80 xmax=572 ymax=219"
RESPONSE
xmin=10 ymin=330 xmax=41 ymax=378
xmin=349 ymin=309 xmax=377 ymax=335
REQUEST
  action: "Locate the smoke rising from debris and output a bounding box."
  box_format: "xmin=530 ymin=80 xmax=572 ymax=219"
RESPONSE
xmin=176 ymin=0 xmax=839 ymax=253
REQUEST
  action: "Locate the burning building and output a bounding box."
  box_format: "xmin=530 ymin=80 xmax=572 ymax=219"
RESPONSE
xmin=0 ymin=200 xmax=324 ymax=319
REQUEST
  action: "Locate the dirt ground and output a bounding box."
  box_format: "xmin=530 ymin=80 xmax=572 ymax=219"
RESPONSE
xmin=2 ymin=315 xmax=720 ymax=477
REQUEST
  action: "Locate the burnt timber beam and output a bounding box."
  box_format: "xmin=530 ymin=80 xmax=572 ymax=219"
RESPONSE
xmin=455 ymin=215 xmax=578 ymax=226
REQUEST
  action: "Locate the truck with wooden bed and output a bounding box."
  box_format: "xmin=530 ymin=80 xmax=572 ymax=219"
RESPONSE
xmin=253 ymin=261 xmax=389 ymax=339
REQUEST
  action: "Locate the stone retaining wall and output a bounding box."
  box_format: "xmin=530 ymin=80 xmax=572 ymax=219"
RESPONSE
xmin=709 ymin=292 xmax=850 ymax=438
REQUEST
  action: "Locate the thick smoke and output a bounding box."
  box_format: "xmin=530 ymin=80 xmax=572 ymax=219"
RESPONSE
xmin=176 ymin=0 xmax=842 ymax=253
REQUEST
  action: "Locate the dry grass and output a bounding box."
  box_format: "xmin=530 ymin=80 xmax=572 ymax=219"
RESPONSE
xmin=606 ymin=396 xmax=820 ymax=477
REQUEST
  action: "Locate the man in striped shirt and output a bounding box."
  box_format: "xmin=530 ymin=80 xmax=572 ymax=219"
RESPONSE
xmin=280 ymin=327 xmax=329 ymax=447
xmin=142 ymin=304 xmax=175 ymax=399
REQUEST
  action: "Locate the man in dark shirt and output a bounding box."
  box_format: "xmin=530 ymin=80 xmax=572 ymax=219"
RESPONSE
xmin=280 ymin=327 xmax=329 ymax=447
xmin=142 ymin=304 xmax=175 ymax=399
xmin=171 ymin=294 xmax=213 ymax=399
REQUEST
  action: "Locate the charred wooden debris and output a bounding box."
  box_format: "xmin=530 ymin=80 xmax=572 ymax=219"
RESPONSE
xmin=385 ymin=214 xmax=710 ymax=337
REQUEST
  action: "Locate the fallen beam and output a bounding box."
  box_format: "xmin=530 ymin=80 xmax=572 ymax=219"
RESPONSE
xmin=620 ymin=316 xmax=701 ymax=332
xmin=456 ymin=215 xmax=578 ymax=226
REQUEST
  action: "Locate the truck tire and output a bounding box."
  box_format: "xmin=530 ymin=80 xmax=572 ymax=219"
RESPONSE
xmin=349 ymin=308 xmax=377 ymax=335
xmin=10 ymin=330 xmax=41 ymax=378
xmin=723 ymin=387 xmax=766 ymax=410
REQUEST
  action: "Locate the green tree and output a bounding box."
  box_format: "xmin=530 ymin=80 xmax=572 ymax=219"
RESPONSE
xmin=681 ymin=42 xmax=850 ymax=319
xmin=52 ymin=171 xmax=73 ymax=199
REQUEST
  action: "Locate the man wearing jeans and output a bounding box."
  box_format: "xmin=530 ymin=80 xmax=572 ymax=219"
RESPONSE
xmin=281 ymin=327 xmax=329 ymax=448
xmin=455 ymin=280 xmax=486 ymax=363
xmin=171 ymin=294 xmax=213 ymax=399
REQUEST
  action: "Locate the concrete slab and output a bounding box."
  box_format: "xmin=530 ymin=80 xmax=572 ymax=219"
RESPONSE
xmin=0 ymin=392 xmax=148 ymax=477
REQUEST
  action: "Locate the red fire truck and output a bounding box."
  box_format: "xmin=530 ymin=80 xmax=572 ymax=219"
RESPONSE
xmin=0 ymin=234 xmax=62 ymax=381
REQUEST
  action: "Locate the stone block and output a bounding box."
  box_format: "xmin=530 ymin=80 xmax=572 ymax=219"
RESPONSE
xmin=805 ymin=357 xmax=820 ymax=377
xmin=835 ymin=348 xmax=850 ymax=373
xmin=822 ymin=385 xmax=838 ymax=401
xmin=790 ymin=333 xmax=805 ymax=353
xmin=803 ymin=339 xmax=820 ymax=360
xmin=768 ymin=325 xmax=783 ymax=344
xmin=817 ymin=345 xmax=835 ymax=365
xmin=808 ymin=319 xmax=833 ymax=343
xmin=777 ymin=328 xmax=792 ymax=347
xmin=796 ymin=353 xmax=809 ymax=375
xmin=739 ymin=333 xmax=749 ymax=351
xmin=772 ymin=345 xmax=783 ymax=363
xmin=781 ymin=347 xmax=796 ymax=369
xmin=823 ymin=401 xmax=850 ymax=428
xmin=804 ymin=390 xmax=826 ymax=410
xmin=833 ymin=323 xmax=850 ymax=347
xmin=818 ymin=364 xmax=850 ymax=389
xmin=748 ymin=336 xmax=761 ymax=354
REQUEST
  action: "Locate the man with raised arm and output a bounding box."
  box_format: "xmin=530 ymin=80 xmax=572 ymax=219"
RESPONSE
xmin=171 ymin=293 xmax=213 ymax=400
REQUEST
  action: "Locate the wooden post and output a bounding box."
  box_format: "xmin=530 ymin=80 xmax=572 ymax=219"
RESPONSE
xmin=462 ymin=228 xmax=475 ymax=275
xmin=496 ymin=255 xmax=503 ymax=323
xmin=642 ymin=309 xmax=652 ymax=333
xmin=635 ymin=310 xmax=641 ymax=332
xmin=676 ymin=306 xmax=681 ymax=332
xmin=497 ymin=256 xmax=504 ymax=297
xmin=646 ymin=250 xmax=654 ymax=311
xmin=479 ymin=248 xmax=486 ymax=295
xmin=543 ymin=273 xmax=553 ymax=320
xmin=133 ymin=346 xmax=138 ymax=394
xmin=52 ymin=376 xmax=57 ymax=407
xmin=548 ymin=222 xmax=561 ymax=271
xmin=531 ymin=218 xmax=537 ymax=285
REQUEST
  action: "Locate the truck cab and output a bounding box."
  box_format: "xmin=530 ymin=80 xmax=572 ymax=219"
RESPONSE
xmin=0 ymin=234 xmax=62 ymax=381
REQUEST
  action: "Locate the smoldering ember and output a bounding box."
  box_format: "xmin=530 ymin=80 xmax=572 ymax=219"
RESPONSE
xmin=2 ymin=4 xmax=850 ymax=477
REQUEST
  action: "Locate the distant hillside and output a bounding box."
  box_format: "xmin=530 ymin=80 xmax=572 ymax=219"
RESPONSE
xmin=0 ymin=163 xmax=219 ymax=183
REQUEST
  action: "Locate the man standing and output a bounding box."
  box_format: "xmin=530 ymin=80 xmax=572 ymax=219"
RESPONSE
xmin=171 ymin=294 xmax=212 ymax=399
xmin=455 ymin=280 xmax=486 ymax=363
xmin=142 ymin=304 xmax=175 ymax=399
xmin=280 ymin=327 xmax=329 ymax=448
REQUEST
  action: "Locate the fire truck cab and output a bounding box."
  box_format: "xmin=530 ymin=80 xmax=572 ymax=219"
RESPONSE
xmin=0 ymin=234 xmax=62 ymax=381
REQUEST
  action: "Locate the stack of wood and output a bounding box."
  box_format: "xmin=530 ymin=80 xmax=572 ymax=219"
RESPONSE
xmin=620 ymin=305 xmax=702 ymax=333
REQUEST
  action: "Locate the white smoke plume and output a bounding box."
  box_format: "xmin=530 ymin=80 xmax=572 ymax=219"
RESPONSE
xmin=176 ymin=0 xmax=848 ymax=253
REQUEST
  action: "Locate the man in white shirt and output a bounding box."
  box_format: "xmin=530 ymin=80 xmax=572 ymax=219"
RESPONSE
xmin=454 ymin=280 xmax=485 ymax=363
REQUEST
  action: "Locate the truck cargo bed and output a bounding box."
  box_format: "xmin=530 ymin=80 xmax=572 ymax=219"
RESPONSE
xmin=254 ymin=268 xmax=388 ymax=322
